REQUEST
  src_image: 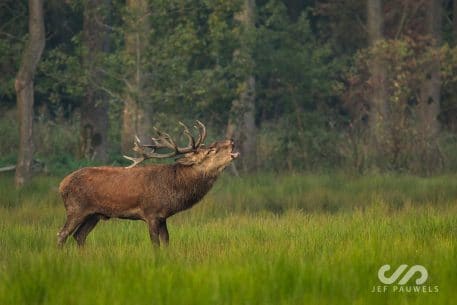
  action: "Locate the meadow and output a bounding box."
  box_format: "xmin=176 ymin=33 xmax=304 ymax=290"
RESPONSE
xmin=0 ymin=173 xmax=456 ymax=305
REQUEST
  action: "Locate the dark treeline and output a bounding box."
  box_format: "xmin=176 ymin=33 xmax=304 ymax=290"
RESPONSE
xmin=1 ymin=0 xmax=457 ymax=186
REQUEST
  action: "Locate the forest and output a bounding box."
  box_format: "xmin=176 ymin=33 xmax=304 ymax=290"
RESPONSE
xmin=1 ymin=0 xmax=457 ymax=187
xmin=1 ymin=2 xmax=457 ymax=305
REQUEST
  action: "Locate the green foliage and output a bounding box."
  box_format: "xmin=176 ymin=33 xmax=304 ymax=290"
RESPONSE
xmin=36 ymin=46 xmax=85 ymax=110
xmin=257 ymin=113 xmax=343 ymax=171
xmin=0 ymin=110 xmax=18 ymax=163
xmin=2 ymin=0 xmax=457 ymax=174
xmin=253 ymin=1 xmax=345 ymax=170
xmin=144 ymin=0 xmax=243 ymax=121
xmin=313 ymin=0 xmax=367 ymax=54
xmin=256 ymin=2 xmax=335 ymax=116
xmin=343 ymin=38 xmax=457 ymax=173
xmin=0 ymin=1 xmax=27 ymax=104
xmin=0 ymin=109 xmax=110 ymax=175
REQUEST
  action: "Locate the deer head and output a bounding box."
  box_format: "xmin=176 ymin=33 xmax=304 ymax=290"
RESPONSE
xmin=124 ymin=121 xmax=239 ymax=173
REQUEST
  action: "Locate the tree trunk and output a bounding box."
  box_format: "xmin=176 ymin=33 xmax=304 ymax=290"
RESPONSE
xmin=454 ymin=0 xmax=457 ymax=45
xmin=121 ymin=0 xmax=151 ymax=154
xmin=448 ymin=0 xmax=457 ymax=133
xmin=80 ymin=0 xmax=110 ymax=162
xmin=14 ymin=0 xmax=45 ymax=187
xmin=366 ymin=0 xmax=387 ymax=154
xmin=226 ymin=0 xmax=257 ymax=172
xmin=417 ymin=0 xmax=442 ymax=171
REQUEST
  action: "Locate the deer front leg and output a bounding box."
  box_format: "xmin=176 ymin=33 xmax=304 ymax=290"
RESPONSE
xmin=158 ymin=218 xmax=169 ymax=245
xmin=147 ymin=218 xmax=160 ymax=247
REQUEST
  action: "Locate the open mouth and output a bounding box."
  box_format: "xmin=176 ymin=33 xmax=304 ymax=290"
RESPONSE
xmin=230 ymin=140 xmax=239 ymax=159
xmin=230 ymin=151 xmax=240 ymax=159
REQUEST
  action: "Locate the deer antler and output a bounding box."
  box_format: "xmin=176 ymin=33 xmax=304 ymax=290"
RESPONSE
xmin=123 ymin=121 xmax=207 ymax=168
xmin=194 ymin=120 xmax=207 ymax=147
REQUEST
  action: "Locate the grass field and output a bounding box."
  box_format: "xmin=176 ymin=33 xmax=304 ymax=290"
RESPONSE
xmin=0 ymin=173 xmax=456 ymax=305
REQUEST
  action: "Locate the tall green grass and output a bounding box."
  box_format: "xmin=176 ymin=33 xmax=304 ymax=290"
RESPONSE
xmin=0 ymin=173 xmax=456 ymax=305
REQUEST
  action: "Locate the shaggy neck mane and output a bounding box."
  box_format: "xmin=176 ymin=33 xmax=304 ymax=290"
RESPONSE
xmin=163 ymin=163 xmax=219 ymax=213
xmin=173 ymin=163 xmax=219 ymax=188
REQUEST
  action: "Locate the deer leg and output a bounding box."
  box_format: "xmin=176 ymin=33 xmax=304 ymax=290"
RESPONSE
xmin=147 ymin=218 xmax=161 ymax=247
xmin=158 ymin=218 xmax=169 ymax=245
xmin=73 ymin=214 xmax=100 ymax=246
xmin=57 ymin=212 xmax=86 ymax=247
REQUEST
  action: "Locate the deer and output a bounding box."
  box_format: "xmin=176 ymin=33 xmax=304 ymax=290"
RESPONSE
xmin=57 ymin=121 xmax=239 ymax=247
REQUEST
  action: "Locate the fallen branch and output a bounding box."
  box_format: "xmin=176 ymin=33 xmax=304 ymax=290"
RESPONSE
xmin=0 ymin=165 xmax=16 ymax=172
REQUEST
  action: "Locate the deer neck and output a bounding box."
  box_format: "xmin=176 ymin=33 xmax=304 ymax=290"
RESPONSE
xmin=170 ymin=164 xmax=218 ymax=212
xmin=175 ymin=164 xmax=218 ymax=192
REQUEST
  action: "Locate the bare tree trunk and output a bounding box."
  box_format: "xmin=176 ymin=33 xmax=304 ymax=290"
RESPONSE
xmin=367 ymin=0 xmax=383 ymax=43
xmin=14 ymin=0 xmax=45 ymax=187
xmin=417 ymin=0 xmax=442 ymax=171
xmin=80 ymin=0 xmax=110 ymax=162
xmin=366 ymin=0 xmax=387 ymax=154
xmin=226 ymin=0 xmax=257 ymax=172
xmin=241 ymin=76 xmax=257 ymax=171
xmin=121 ymin=0 xmax=151 ymax=154
xmin=449 ymin=0 xmax=457 ymax=133
xmin=454 ymin=0 xmax=457 ymax=45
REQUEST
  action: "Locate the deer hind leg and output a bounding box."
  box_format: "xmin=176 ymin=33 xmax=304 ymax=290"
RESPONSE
xmin=57 ymin=205 xmax=88 ymax=247
xmin=73 ymin=214 xmax=100 ymax=246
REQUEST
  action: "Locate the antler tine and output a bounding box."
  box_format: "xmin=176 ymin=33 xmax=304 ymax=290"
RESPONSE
xmin=149 ymin=136 xmax=164 ymax=149
xmin=153 ymin=127 xmax=177 ymax=151
xmin=194 ymin=120 xmax=207 ymax=147
xmin=123 ymin=155 xmax=146 ymax=168
xmin=123 ymin=136 xmax=148 ymax=168
xmin=178 ymin=121 xmax=196 ymax=150
xmin=132 ymin=136 xmax=143 ymax=152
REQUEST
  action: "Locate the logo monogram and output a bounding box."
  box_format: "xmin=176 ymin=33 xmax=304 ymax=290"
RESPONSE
xmin=378 ymin=264 xmax=428 ymax=285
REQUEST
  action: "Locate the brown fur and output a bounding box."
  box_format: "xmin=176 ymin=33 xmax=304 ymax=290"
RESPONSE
xmin=57 ymin=139 xmax=238 ymax=247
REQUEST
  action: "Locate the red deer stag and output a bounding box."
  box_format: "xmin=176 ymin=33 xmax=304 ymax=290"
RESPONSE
xmin=57 ymin=121 xmax=239 ymax=247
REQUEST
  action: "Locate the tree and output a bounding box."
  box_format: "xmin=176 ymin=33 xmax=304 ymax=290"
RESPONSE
xmin=366 ymin=0 xmax=388 ymax=155
xmin=14 ymin=0 xmax=45 ymax=187
xmin=80 ymin=0 xmax=110 ymax=162
xmin=226 ymin=0 xmax=257 ymax=172
xmin=121 ymin=0 xmax=151 ymax=154
xmin=417 ymin=0 xmax=443 ymax=170
xmin=454 ymin=0 xmax=457 ymax=45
